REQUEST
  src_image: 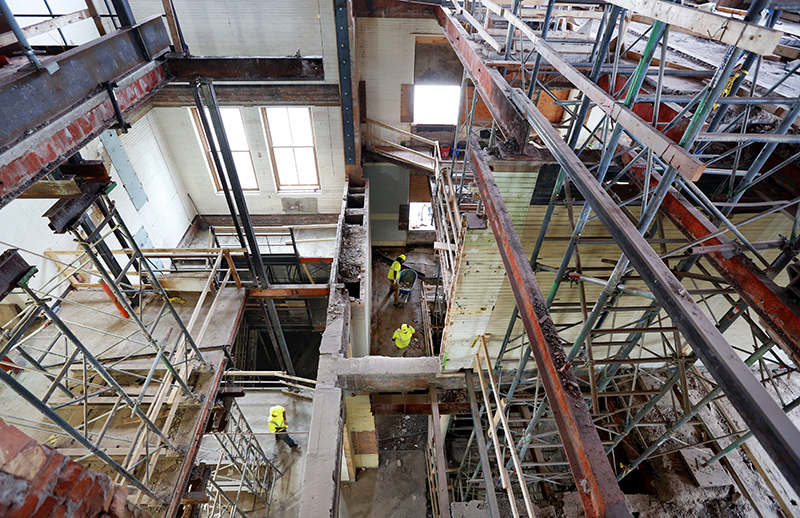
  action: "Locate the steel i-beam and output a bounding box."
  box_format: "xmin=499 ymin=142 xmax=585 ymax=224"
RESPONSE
xmin=468 ymin=140 xmax=631 ymax=518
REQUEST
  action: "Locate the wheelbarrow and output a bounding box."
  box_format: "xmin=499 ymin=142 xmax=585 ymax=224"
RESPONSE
xmin=397 ymin=269 xmax=418 ymax=306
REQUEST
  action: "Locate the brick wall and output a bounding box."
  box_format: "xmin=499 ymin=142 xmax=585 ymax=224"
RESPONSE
xmin=0 ymin=419 xmax=151 ymax=518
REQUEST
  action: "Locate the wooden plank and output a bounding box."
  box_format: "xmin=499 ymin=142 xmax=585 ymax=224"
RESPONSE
xmin=161 ymin=0 xmax=184 ymax=52
xmin=247 ymin=284 xmax=330 ymax=298
xmin=600 ymin=0 xmax=782 ymax=56
xmin=0 ymin=9 xmax=91 ymax=48
xmin=84 ymin=0 xmax=107 ymax=36
xmin=774 ymin=44 xmax=800 ymax=60
xmin=429 ymin=386 xmax=451 ymax=516
xmin=455 ymin=5 xmax=503 ymax=53
xmin=400 ymin=85 xmax=415 ymax=124
xmin=15 ymin=180 xmax=82 ymax=199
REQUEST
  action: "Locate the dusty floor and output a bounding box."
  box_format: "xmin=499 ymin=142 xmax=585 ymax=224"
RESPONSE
xmin=199 ymin=390 xmax=313 ymax=518
xmin=338 ymin=414 xmax=431 ymax=517
xmin=370 ymin=247 xmax=438 ymax=357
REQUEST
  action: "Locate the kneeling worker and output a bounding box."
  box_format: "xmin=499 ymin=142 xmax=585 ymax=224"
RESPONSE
xmin=269 ymin=405 xmax=300 ymax=452
xmin=393 ymin=323 xmax=415 ymax=356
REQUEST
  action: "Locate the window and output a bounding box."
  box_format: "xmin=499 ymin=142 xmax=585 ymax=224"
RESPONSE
xmin=191 ymin=107 xmax=259 ymax=192
xmin=413 ymin=85 xmax=461 ymax=125
xmin=262 ymin=107 xmax=320 ymax=191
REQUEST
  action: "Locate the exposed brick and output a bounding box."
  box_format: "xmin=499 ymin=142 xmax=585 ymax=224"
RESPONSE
xmin=106 ymin=485 xmax=128 ymax=518
xmin=31 ymin=450 xmax=66 ymax=493
xmin=76 ymin=477 xmax=109 ymax=518
xmin=67 ymin=475 xmax=95 ymax=503
xmin=8 ymin=493 xmax=40 ymax=518
xmin=0 ymin=420 xmax=36 ymax=469
xmin=53 ymin=461 xmax=84 ymax=498
xmin=49 ymin=503 xmax=68 ymax=518
xmin=31 ymin=495 xmax=59 ymax=518
xmin=4 ymin=444 xmax=48 ymax=481
xmin=351 ymin=430 xmax=378 ymax=455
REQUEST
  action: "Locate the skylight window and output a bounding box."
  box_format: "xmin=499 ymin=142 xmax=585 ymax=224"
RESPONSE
xmin=262 ymin=107 xmax=320 ymax=191
xmin=413 ymin=85 xmax=461 ymax=125
xmin=191 ymin=107 xmax=259 ymax=192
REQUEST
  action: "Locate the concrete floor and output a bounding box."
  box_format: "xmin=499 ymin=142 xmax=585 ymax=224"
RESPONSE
xmin=338 ymin=450 xmax=430 ymax=518
xmin=199 ymin=390 xmax=313 ymax=518
xmin=370 ymin=248 xmax=437 ymax=357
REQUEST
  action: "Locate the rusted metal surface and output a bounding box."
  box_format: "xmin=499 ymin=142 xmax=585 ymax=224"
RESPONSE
xmin=353 ymin=0 xmax=438 ymax=18
xmin=0 ymin=15 xmax=169 ymax=152
xmin=370 ymin=392 xmax=471 ymax=415
xmin=247 ymin=285 xmax=331 ymax=299
xmin=164 ymin=56 xmax=325 ymax=82
xmin=468 ymin=141 xmax=632 ymax=518
xmin=628 ymin=165 xmax=800 ymax=365
xmin=436 ymin=7 xmax=530 ymax=148
xmin=0 ymin=64 xmax=167 ymax=208
xmin=152 ymin=83 xmax=341 ymax=107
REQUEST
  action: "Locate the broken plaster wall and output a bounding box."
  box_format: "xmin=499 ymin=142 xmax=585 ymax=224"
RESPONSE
xmin=340 ymin=182 xmax=371 ymax=358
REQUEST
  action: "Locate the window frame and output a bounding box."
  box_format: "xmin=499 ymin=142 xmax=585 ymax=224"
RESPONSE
xmin=261 ymin=106 xmax=321 ymax=192
xmin=190 ymin=107 xmax=260 ymax=193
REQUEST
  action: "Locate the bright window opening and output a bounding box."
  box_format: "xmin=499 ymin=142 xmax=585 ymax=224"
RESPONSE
xmin=413 ymin=85 xmax=461 ymax=125
xmin=191 ymin=107 xmax=259 ymax=192
xmin=262 ymin=107 xmax=320 ymax=191
xmin=409 ymin=202 xmax=434 ymax=231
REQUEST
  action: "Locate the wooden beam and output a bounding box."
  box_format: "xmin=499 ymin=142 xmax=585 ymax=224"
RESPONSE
xmin=0 ymin=9 xmax=91 ymax=48
xmin=16 ymin=180 xmax=82 ymax=199
xmin=603 ymin=0 xmax=782 ymax=56
xmin=428 ymin=386 xmax=451 ymax=516
xmin=247 ymin=284 xmax=330 ymax=299
xmin=161 ymin=0 xmax=184 ymax=53
xmin=84 ymin=0 xmax=107 ymax=36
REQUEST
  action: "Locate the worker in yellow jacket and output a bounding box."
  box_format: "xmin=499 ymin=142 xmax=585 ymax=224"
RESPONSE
xmin=269 ymin=405 xmax=300 ymax=452
xmin=393 ymin=323 xmax=415 ymax=356
xmin=387 ymin=255 xmax=406 ymax=306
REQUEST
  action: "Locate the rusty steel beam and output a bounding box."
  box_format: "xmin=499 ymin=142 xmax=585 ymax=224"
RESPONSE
xmin=0 ymin=15 xmax=170 ymax=153
xmin=0 ymin=62 xmax=167 ymax=209
xmin=629 ymin=166 xmax=800 ymax=365
xmin=164 ymin=56 xmax=325 ymax=82
xmin=468 ymin=142 xmax=631 ymax=518
xmin=247 ymin=285 xmax=330 ymax=299
xmin=436 ymin=7 xmax=530 ymax=148
xmin=152 ymin=83 xmax=341 ymax=107
xmin=353 ymin=0 xmax=438 ymax=18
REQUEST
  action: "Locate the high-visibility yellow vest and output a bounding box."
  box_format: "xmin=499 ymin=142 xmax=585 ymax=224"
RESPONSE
xmin=388 ymin=261 xmax=401 ymax=281
xmin=268 ymin=406 xmax=287 ymax=433
xmin=393 ymin=325 xmax=415 ymax=349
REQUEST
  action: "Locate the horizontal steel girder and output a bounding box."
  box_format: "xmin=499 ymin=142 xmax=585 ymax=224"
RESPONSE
xmin=0 ymin=15 xmax=170 ymax=153
xmin=0 ymin=62 xmax=167 ymax=209
xmin=468 ymin=142 xmax=632 ymax=518
xmin=507 ymin=87 xmax=800 ymax=493
xmin=163 ymin=56 xmax=325 ymax=81
xmin=152 ymin=83 xmax=341 ymax=107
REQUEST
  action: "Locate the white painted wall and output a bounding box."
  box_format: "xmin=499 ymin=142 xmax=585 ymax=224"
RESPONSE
xmin=153 ymin=106 xmax=346 ymax=215
xmin=7 ymin=0 xmax=104 ymax=47
xmin=129 ymin=0 xmax=340 ymax=84
xmin=0 ymin=109 xmax=195 ymax=300
xmin=357 ymin=17 xmax=442 ymax=130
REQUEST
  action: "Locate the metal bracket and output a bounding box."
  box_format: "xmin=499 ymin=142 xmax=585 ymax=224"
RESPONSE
xmin=0 ymin=249 xmax=37 ymax=302
xmin=101 ymin=81 xmax=132 ymax=133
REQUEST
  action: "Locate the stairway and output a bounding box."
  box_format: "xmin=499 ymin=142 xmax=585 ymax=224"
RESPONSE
xmin=365 ymin=119 xmax=440 ymax=172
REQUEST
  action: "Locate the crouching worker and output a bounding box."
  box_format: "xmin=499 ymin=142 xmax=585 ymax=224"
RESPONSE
xmin=269 ymin=405 xmax=300 ymax=452
xmin=393 ymin=323 xmax=415 ymax=356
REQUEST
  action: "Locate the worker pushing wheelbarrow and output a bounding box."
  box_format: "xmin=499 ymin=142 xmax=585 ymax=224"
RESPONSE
xmin=395 ymin=268 xmax=417 ymax=307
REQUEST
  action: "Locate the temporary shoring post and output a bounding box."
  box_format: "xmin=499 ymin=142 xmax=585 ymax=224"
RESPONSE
xmin=508 ymin=86 xmax=800 ymax=491
xmin=468 ymin=140 xmax=631 ymax=518
xmin=197 ymin=82 xmax=295 ymax=376
xmin=464 ymin=371 xmax=501 ymax=518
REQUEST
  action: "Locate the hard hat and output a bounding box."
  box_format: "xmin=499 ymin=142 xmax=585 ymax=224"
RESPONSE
xmin=401 ymin=323 xmax=409 ymax=332
xmin=399 ymin=255 xmax=406 ymax=261
xmin=270 ymin=405 xmax=285 ymax=416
